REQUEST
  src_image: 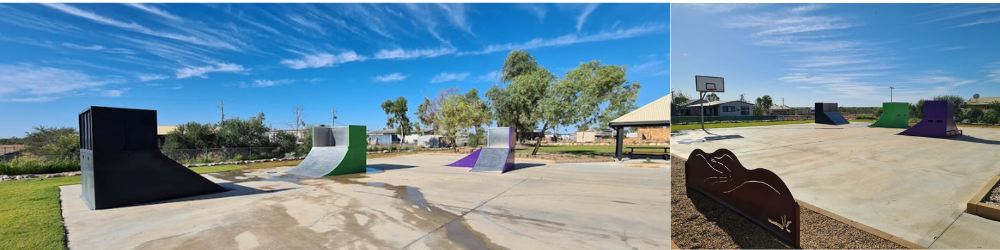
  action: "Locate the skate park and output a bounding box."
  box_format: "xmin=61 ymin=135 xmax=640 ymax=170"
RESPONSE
xmin=59 ymin=153 xmax=669 ymax=249
xmin=52 ymin=103 xmax=670 ymax=249
xmin=671 ymin=76 xmax=1000 ymax=248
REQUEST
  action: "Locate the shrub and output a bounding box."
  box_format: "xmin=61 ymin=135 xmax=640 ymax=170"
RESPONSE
xmin=855 ymin=114 xmax=878 ymax=120
xmin=0 ymin=155 xmax=79 ymax=175
xmin=231 ymin=154 xmax=245 ymax=161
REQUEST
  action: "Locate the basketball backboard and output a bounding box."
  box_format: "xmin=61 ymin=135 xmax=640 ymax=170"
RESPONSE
xmin=696 ymin=75 xmax=725 ymax=93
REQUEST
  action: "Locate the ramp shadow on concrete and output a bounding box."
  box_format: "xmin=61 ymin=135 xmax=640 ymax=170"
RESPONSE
xmin=686 ymin=187 xmax=791 ymax=249
xmin=367 ymin=164 xmax=417 ymax=171
xmin=132 ymin=182 xmax=294 ymax=208
xmin=952 ymin=135 xmax=1000 ymax=145
xmin=508 ymin=163 xmax=546 ymax=171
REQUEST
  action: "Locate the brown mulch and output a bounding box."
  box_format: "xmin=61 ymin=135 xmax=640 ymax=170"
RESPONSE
xmin=671 ymin=156 xmax=907 ymax=249
xmin=983 ymin=179 xmax=1000 ymax=207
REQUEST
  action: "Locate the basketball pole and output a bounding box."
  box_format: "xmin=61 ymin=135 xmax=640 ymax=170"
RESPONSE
xmin=700 ymin=92 xmax=706 ymax=131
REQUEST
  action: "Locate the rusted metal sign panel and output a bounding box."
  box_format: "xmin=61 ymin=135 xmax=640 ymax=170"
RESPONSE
xmin=685 ymin=148 xmax=801 ymax=247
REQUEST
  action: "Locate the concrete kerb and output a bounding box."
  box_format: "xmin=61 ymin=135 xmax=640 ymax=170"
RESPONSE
xmin=967 ymin=174 xmax=1000 ymax=221
xmin=797 ymin=200 xmax=926 ymax=249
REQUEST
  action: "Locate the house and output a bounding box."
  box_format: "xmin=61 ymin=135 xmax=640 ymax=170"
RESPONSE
xmin=575 ymin=131 xmax=596 ymax=143
xmin=770 ymin=104 xmax=792 ymax=115
xmin=966 ymin=97 xmax=1000 ymax=110
xmin=680 ymin=100 xmax=754 ymax=116
xmin=157 ymin=125 xmax=177 ymax=146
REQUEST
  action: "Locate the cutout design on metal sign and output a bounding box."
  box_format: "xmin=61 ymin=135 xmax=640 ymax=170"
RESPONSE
xmin=899 ymin=100 xmax=962 ymax=138
xmin=815 ymin=102 xmax=849 ymax=125
xmin=685 ymin=148 xmax=800 ymax=247
xmin=78 ymin=106 xmax=226 ymax=210
xmin=870 ymin=102 xmax=910 ymax=129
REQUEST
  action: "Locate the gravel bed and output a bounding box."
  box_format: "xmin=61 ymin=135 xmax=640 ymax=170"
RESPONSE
xmin=671 ymin=156 xmax=907 ymax=249
xmin=982 ymin=179 xmax=1000 ymax=206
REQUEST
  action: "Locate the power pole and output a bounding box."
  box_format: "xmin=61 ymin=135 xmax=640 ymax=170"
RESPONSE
xmin=218 ymin=100 xmax=225 ymax=123
xmin=331 ymin=108 xmax=338 ymax=126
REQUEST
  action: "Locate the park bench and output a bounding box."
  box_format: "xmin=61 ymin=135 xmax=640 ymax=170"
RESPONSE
xmin=624 ymin=146 xmax=669 ymax=160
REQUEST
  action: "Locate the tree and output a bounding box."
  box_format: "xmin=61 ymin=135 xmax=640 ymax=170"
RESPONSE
xmin=288 ymin=106 xmax=306 ymax=134
xmin=216 ymin=114 xmax=271 ymax=148
xmin=416 ymin=97 xmax=437 ymax=135
xmin=272 ymin=131 xmax=298 ymax=155
xmin=487 ymin=51 xmax=549 ymax=142
xmin=162 ymin=122 xmax=217 ymax=150
xmin=932 ymin=95 xmax=965 ymax=116
xmin=501 ymin=50 xmax=539 ymax=82
xmin=705 ymin=93 xmax=720 ymax=102
xmin=437 ymin=89 xmax=492 ymax=151
xmin=754 ymin=95 xmax=773 ymax=116
xmin=671 ymin=89 xmax=692 ymax=116
xmin=381 ymin=96 xmax=411 ymax=151
xmin=23 ymin=126 xmax=78 ymax=155
xmin=982 ymin=109 xmax=1000 ymax=124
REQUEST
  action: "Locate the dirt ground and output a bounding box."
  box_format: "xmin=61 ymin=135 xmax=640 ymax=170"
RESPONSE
xmin=670 ymin=156 xmax=906 ymax=249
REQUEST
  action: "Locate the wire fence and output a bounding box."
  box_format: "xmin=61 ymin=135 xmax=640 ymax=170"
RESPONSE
xmin=0 ymin=147 xmax=295 ymax=164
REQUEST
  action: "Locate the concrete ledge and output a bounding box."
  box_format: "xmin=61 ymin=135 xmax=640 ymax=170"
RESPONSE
xmin=967 ymin=175 xmax=1000 ymax=221
xmin=797 ymin=200 xmax=926 ymax=249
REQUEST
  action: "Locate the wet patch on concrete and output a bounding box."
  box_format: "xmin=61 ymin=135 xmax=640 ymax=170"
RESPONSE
xmin=208 ymin=170 xmax=305 ymax=184
xmin=325 ymin=174 xmax=505 ymax=249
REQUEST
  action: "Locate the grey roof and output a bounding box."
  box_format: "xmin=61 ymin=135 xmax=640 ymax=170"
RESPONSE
xmin=610 ymin=94 xmax=670 ymax=126
xmin=682 ymin=100 xmax=753 ymax=108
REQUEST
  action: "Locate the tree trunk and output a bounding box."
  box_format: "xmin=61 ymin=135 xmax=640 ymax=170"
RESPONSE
xmin=531 ymin=123 xmax=548 ymax=155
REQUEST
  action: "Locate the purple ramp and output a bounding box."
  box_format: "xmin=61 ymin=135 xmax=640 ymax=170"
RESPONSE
xmin=899 ymin=100 xmax=961 ymax=139
xmin=446 ymin=148 xmax=482 ymax=167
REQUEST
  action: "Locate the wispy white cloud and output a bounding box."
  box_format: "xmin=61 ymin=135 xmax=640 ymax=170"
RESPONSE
xmin=986 ymin=63 xmax=1000 ymax=83
xmin=175 ymin=63 xmax=245 ymax=79
xmin=431 ymin=72 xmax=470 ymax=83
xmin=436 ymin=3 xmax=472 ymax=34
xmin=471 ymin=23 xmax=666 ymax=55
xmin=374 ymin=47 xmax=456 ymax=60
xmin=0 ymin=64 xmax=114 ymax=102
xmin=953 ymin=17 xmax=1000 ymax=28
xmin=681 ymin=3 xmax=769 ymax=13
xmin=281 ymin=51 xmax=366 ymax=69
xmin=137 ymin=74 xmax=169 ymax=82
xmin=631 ymin=56 xmax=669 ymax=76
xmin=123 ymin=3 xmax=182 ymax=21
xmin=61 ymin=42 xmax=134 ymax=54
xmin=576 ymin=3 xmax=599 ymax=32
xmin=373 ymin=72 xmax=408 ymax=82
xmin=478 ymin=71 xmax=500 ymax=83
xmin=939 ymin=46 xmax=972 ymax=51
xmin=247 ymin=79 xmax=294 ymax=88
xmin=42 ymin=3 xmax=238 ymax=50
xmin=518 ymin=4 xmax=547 ymax=23
xmin=0 ymin=4 xmax=81 ymax=34
xmin=102 ymin=88 xmax=127 ymax=97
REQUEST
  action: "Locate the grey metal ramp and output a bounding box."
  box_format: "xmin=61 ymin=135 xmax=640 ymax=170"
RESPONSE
xmin=286 ymin=147 xmax=347 ymax=178
xmin=471 ymin=148 xmax=513 ymax=173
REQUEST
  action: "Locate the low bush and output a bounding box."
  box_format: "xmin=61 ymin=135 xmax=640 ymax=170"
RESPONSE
xmin=855 ymin=114 xmax=878 ymax=120
xmin=0 ymin=156 xmax=79 ymax=175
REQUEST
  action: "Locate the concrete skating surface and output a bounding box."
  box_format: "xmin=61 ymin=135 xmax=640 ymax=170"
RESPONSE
xmin=670 ymin=123 xmax=1000 ymax=248
xmin=60 ymin=154 xmax=669 ymax=250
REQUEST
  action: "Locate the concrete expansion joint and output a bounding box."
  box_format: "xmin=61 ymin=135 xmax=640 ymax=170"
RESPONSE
xmin=400 ymin=178 xmax=528 ymax=249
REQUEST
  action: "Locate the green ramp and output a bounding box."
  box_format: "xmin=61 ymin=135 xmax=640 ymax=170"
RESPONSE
xmin=870 ymin=102 xmax=910 ymax=129
xmin=287 ymin=125 xmax=367 ymax=177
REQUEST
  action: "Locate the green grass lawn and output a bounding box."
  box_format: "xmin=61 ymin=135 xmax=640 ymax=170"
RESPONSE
xmin=671 ymin=120 xmax=814 ymax=131
xmin=0 ymin=160 xmax=301 ymax=250
xmin=514 ymin=145 xmax=617 ymax=156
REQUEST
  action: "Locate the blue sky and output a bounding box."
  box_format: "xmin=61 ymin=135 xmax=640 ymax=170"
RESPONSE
xmin=0 ymin=3 xmax=669 ymax=137
xmin=672 ymin=3 xmax=1000 ymax=108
